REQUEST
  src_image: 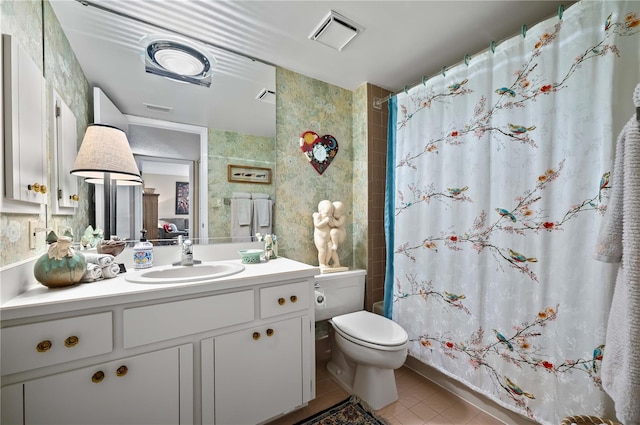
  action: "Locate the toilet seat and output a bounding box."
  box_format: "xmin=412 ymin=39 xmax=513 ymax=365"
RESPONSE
xmin=331 ymin=311 xmax=408 ymax=351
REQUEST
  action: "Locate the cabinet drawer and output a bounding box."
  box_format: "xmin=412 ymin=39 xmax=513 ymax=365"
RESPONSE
xmin=260 ymin=281 xmax=310 ymax=318
xmin=1 ymin=312 xmax=112 ymax=375
xmin=123 ymin=290 xmax=254 ymax=348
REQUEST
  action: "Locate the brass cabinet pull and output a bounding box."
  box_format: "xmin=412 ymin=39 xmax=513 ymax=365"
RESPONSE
xmin=64 ymin=336 xmax=79 ymax=347
xmin=266 ymin=328 xmax=274 ymax=337
xmin=91 ymin=371 xmax=105 ymax=383
xmin=36 ymin=340 xmax=52 ymax=352
xmin=69 ymin=194 xmax=79 ymax=201
xmin=116 ymin=365 xmax=128 ymax=377
xmin=253 ymin=332 xmax=261 ymax=340
xmin=278 ymin=297 xmax=285 ymax=305
xmin=28 ymin=183 xmax=46 ymax=194
xmin=290 ymin=295 xmax=298 ymax=303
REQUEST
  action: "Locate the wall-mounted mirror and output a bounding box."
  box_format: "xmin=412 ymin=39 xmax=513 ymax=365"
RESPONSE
xmin=49 ymin=1 xmax=276 ymax=243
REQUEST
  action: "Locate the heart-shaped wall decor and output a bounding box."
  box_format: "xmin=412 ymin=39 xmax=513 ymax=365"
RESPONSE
xmin=300 ymin=131 xmax=339 ymax=175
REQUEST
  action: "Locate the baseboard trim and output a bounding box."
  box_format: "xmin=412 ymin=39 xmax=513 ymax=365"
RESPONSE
xmin=404 ymin=356 xmax=538 ymax=425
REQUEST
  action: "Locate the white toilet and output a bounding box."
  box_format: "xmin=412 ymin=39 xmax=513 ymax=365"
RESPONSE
xmin=314 ymin=270 xmax=409 ymax=410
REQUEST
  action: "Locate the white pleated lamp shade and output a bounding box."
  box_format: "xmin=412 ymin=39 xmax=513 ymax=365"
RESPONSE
xmin=71 ymin=124 xmax=141 ymax=181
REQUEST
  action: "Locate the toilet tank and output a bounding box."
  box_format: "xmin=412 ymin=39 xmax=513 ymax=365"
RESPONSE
xmin=314 ymin=269 xmax=366 ymax=322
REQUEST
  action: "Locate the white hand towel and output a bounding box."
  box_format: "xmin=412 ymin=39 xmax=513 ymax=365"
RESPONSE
xmin=233 ymin=199 xmax=252 ymax=226
xmin=80 ymin=263 xmax=103 ymax=283
xmin=84 ymin=253 xmax=114 ymax=267
xmin=253 ymin=199 xmax=271 ymax=226
xmin=231 ymin=198 xmax=253 ymax=242
xmin=102 ymin=263 xmax=120 ymax=279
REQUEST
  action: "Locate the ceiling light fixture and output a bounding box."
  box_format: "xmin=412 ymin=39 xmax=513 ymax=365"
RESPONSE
xmin=309 ymin=10 xmax=364 ymax=51
xmin=141 ymin=35 xmax=216 ymax=87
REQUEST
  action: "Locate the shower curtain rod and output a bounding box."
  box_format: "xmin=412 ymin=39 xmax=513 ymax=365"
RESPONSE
xmin=75 ymin=0 xmax=277 ymax=68
xmin=372 ymin=3 xmax=570 ymax=110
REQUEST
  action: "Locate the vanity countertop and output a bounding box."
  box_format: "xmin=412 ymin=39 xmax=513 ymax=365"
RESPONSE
xmin=1 ymin=258 xmax=319 ymax=321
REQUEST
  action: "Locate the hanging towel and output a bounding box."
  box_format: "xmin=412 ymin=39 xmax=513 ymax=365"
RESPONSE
xmin=254 ymin=199 xmax=271 ymax=226
xmin=231 ymin=198 xmax=252 ymax=242
xmin=594 ymin=83 xmax=640 ymax=425
xmin=84 ymin=253 xmax=114 ymax=267
xmin=252 ymin=199 xmax=272 ymax=236
xmin=233 ymin=198 xmax=252 ymax=225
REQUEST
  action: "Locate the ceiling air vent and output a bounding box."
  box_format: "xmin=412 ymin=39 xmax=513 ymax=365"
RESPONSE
xmin=256 ymin=89 xmax=276 ymax=104
xmin=143 ymin=102 xmax=173 ymax=113
xmin=309 ymin=10 xmax=364 ymax=51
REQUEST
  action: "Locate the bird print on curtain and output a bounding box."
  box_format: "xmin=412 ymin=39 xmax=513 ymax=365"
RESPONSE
xmin=388 ymin=2 xmax=640 ymax=424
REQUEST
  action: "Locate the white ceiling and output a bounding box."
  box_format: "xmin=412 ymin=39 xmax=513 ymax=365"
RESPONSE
xmin=50 ymin=0 xmax=571 ymax=138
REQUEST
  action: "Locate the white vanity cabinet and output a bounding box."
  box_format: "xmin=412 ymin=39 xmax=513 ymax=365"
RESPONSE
xmin=1 ymin=258 xmax=317 ymax=425
xmin=23 ymin=344 xmax=192 ymax=425
xmin=0 ymin=312 xmax=193 ymax=425
xmin=203 ymin=317 xmax=304 ymax=425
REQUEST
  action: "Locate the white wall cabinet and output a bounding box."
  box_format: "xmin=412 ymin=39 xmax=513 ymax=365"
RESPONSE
xmin=51 ymin=91 xmax=79 ymax=214
xmin=1 ymin=267 xmax=316 ymax=425
xmin=1 ymin=34 xmax=47 ymax=213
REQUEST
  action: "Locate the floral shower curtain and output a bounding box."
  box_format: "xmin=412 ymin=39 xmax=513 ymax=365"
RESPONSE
xmin=385 ymin=2 xmax=639 ymax=424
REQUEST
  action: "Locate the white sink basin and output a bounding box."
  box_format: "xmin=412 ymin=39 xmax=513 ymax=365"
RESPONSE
xmin=125 ymin=262 xmax=245 ymax=284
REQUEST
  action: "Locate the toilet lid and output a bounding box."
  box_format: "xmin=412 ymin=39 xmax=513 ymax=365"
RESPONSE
xmin=331 ymin=311 xmax=408 ymax=347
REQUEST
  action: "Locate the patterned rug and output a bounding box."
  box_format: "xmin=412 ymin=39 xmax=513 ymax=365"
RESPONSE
xmin=294 ymin=396 xmax=390 ymax=425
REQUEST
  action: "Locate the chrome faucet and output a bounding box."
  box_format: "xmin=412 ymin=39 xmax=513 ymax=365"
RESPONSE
xmin=173 ymin=238 xmax=201 ymax=266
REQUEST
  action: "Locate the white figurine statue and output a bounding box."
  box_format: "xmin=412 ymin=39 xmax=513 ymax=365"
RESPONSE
xmin=313 ymin=200 xmax=348 ymax=273
xmin=313 ymin=200 xmax=334 ymax=268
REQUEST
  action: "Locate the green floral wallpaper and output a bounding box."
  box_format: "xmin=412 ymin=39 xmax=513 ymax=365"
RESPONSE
xmin=274 ymin=67 xmax=356 ymax=267
xmin=0 ymin=0 xmax=92 ymax=267
xmin=207 ymin=128 xmax=275 ymax=241
xmin=352 ymin=84 xmax=368 ymax=270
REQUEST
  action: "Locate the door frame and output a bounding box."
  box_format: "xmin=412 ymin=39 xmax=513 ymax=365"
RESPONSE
xmin=126 ymin=115 xmax=208 ymax=239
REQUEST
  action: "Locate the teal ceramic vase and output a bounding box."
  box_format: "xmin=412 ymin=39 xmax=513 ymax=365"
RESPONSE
xmin=34 ymin=237 xmax=86 ymax=288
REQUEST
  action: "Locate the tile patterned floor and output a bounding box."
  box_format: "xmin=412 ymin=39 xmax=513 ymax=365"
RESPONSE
xmin=267 ymin=352 xmax=505 ymax=425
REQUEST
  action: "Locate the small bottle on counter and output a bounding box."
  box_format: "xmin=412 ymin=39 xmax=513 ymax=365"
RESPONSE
xmin=133 ymin=229 xmax=153 ymax=269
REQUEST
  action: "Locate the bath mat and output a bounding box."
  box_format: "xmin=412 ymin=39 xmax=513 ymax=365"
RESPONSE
xmin=293 ymin=395 xmax=390 ymax=425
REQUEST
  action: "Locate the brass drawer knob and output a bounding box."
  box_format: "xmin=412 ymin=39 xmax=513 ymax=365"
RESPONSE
xmin=290 ymin=295 xmax=298 ymax=303
xmin=91 ymin=371 xmax=105 ymax=383
xmin=266 ymin=328 xmax=274 ymax=337
xmin=69 ymin=194 xmax=79 ymax=201
xmin=64 ymin=336 xmax=79 ymax=347
xmin=278 ymin=297 xmax=285 ymax=305
xmin=28 ymin=183 xmax=46 ymax=194
xmin=116 ymin=365 xmax=128 ymax=377
xmin=253 ymin=332 xmax=261 ymax=340
xmin=36 ymin=340 xmax=52 ymax=352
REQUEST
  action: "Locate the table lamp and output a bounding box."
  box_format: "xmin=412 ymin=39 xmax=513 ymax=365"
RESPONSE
xmin=71 ymin=124 xmax=142 ymax=240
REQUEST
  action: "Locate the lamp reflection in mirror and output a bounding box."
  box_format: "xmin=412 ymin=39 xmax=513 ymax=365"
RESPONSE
xmin=70 ymin=124 xmax=142 ymax=240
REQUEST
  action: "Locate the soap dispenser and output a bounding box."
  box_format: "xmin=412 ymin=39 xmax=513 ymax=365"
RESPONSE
xmin=133 ymin=229 xmax=153 ymax=269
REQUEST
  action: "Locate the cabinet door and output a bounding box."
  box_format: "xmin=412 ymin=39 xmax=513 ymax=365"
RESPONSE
xmin=2 ymin=34 xmax=47 ymax=208
xmin=24 ymin=344 xmax=193 ymax=425
xmin=1 ymin=383 xmax=23 ymax=425
xmin=52 ymin=91 xmax=79 ymax=213
xmin=213 ymin=317 xmax=302 ymax=425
